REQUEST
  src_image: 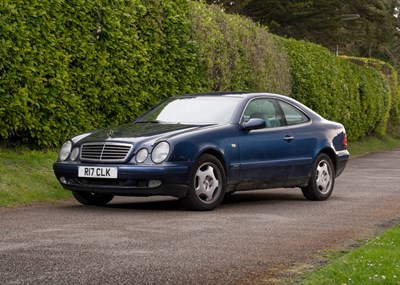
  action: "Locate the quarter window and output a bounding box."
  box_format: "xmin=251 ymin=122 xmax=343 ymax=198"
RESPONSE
xmin=279 ymin=101 xmax=309 ymax=125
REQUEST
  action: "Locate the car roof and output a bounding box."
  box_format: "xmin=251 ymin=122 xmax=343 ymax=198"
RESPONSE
xmin=174 ymin=92 xmax=288 ymax=99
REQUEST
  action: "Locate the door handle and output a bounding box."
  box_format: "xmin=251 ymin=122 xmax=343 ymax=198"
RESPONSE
xmin=284 ymin=135 xmax=294 ymax=142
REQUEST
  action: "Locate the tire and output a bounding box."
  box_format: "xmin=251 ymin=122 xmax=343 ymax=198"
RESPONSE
xmin=180 ymin=154 xmax=226 ymax=211
xmin=72 ymin=191 xmax=114 ymax=206
xmin=301 ymin=154 xmax=335 ymax=201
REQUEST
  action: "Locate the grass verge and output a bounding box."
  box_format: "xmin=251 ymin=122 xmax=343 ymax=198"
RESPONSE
xmin=0 ymin=148 xmax=70 ymax=207
xmin=348 ymin=135 xmax=400 ymax=157
xmin=300 ymin=226 xmax=400 ymax=284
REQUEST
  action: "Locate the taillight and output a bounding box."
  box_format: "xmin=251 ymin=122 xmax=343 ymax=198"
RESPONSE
xmin=343 ymin=134 xmax=348 ymax=148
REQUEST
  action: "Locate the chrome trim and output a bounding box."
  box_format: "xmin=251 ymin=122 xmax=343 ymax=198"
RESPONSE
xmin=80 ymin=142 xmax=133 ymax=163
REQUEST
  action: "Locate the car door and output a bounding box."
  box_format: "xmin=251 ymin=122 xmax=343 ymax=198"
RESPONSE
xmin=237 ymin=98 xmax=314 ymax=190
xmin=276 ymin=100 xmax=316 ymax=186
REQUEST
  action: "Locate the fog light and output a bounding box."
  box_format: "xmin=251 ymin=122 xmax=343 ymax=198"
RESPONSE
xmin=148 ymin=180 xmax=161 ymax=188
xmin=60 ymin=177 xmax=67 ymax=184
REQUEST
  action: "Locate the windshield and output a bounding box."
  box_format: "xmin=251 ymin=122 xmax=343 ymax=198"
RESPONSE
xmin=137 ymin=96 xmax=241 ymax=124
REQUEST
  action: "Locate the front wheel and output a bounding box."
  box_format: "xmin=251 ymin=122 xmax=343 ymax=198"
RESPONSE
xmin=180 ymin=154 xmax=226 ymax=211
xmin=72 ymin=191 xmax=114 ymax=206
xmin=301 ymin=154 xmax=335 ymax=201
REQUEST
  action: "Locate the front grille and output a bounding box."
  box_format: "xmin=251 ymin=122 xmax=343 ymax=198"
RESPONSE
xmin=80 ymin=142 xmax=133 ymax=163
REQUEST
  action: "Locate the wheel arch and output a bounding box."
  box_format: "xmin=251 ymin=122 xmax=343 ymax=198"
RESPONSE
xmin=318 ymin=147 xmax=338 ymax=174
xmin=198 ymin=148 xmax=227 ymax=174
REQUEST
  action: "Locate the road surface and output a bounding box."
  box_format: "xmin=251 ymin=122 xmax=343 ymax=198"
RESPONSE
xmin=1 ymin=149 xmax=399 ymax=284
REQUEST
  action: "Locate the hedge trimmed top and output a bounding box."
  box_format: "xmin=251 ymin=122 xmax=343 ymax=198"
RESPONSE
xmin=0 ymin=0 xmax=398 ymax=146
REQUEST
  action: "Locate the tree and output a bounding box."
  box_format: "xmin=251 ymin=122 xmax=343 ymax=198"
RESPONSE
xmin=206 ymin=0 xmax=400 ymax=71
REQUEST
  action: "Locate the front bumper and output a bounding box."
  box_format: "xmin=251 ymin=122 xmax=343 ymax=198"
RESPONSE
xmin=53 ymin=162 xmax=191 ymax=198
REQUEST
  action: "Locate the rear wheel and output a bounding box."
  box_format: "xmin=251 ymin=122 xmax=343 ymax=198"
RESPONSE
xmin=72 ymin=191 xmax=114 ymax=206
xmin=180 ymin=154 xmax=226 ymax=211
xmin=301 ymin=154 xmax=335 ymax=201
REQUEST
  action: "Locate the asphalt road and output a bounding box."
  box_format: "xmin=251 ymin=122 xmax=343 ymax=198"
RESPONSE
xmin=1 ymin=149 xmax=400 ymax=285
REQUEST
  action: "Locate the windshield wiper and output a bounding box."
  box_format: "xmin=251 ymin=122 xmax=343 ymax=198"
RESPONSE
xmin=135 ymin=120 xmax=166 ymax=124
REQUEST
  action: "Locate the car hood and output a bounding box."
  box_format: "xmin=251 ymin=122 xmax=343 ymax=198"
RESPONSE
xmin=73 ymin=123 xmax=206 ymax=146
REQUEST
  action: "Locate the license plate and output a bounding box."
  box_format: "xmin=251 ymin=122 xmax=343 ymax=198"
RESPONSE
xmin=78 ymin=167 xmax=118 ymax=179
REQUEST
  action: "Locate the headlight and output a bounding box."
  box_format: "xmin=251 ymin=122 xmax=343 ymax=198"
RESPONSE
xmin=151 ymin=142 xmax=170 ymax=164
xmin=59 ymin=141 xmax=72 ymax=161
xmin=136 ymin=148 xmax=149 ymax=163
xmin=70 ymin=147 xmax=80 ymax=161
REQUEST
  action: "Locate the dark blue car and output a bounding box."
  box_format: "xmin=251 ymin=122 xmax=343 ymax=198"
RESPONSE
xmin=53 ymin=92 xmax=349 ymax=210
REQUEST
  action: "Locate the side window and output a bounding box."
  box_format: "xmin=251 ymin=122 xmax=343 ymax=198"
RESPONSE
xmin=242 ymin=99 xmax=283 ymax=128
xmin=279 ymin=101 xmax=309 ymax=126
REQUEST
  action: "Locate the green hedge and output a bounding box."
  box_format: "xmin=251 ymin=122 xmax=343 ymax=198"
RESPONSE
xmin=0 ymin=0 xmax=203 ymax=147
xmin=0 ymin=0 xmax=292 ymax=147
xmin=343 ymin=57 xmax=400 ymax=126
xmin=281 ymin=38 xmax=391 ymax=141
xmin=0 ymin=0 xmax=397 ymax=146
xmin=188 ymin=2 xmax=292 ymax=94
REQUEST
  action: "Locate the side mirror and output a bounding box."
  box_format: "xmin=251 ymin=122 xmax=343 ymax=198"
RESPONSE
xmin=242 ymin=118 xmax=266 ymax=131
